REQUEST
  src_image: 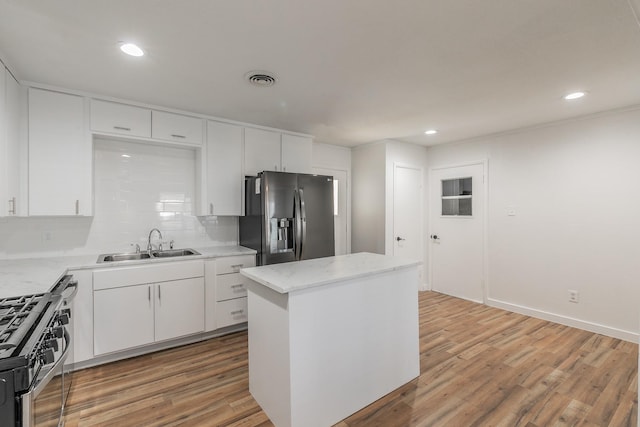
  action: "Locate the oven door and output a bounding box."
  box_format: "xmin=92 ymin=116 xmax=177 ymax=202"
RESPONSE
xmin=21 ymin=328 xmax=71 ymax=427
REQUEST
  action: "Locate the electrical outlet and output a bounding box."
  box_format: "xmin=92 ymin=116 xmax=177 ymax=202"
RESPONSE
xmin=568 ymin=290 xmax=579 ymax=303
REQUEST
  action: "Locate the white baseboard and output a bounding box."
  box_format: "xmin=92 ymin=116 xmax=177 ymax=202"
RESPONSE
xmin=487 ymin=298 xmax=638 ymax=343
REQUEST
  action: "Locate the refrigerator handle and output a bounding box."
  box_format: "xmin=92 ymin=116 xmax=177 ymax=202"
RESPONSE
xmin=294 ymin=189 xmax=302 ymax=260
xmin=299 ymin=188 xmax=307 ymax=260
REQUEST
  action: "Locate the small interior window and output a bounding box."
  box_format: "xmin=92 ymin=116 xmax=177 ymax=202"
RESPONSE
xmin=441 ymin=177 xmax=472 ymax=216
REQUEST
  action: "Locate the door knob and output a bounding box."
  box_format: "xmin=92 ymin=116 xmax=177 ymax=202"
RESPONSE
xmin=430 ymin=235 xmax=439 ymax=240
xmin=396 ymin=237 xmax=405 ymax=242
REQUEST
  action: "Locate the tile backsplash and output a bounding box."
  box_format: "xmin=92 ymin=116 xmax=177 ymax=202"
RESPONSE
xmin=0 ymin=138 xmax=238 ymax=258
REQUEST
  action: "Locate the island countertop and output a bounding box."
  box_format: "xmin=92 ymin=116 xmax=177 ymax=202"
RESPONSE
xmin=239 ymin=252 xmax=421 ymax=294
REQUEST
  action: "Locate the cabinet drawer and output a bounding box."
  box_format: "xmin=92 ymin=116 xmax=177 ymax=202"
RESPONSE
xmin=91 ymin=99 xmax=151 ymax=137
xmin=216 ymin=273 xmax=248 ymax=301
xmin=152 ymin=110 xmax=203 ymax=145
xmin=94 ymin=260 xmax=204 ymax=290
xmin=216 ymin=255 xmax=255 ymax=275
xmin=216 ymin=297 xmax=247 ymax=328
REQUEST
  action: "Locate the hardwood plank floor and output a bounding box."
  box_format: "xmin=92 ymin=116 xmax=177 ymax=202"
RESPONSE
xmin=63 ymin=291 xmax=638 ymax=426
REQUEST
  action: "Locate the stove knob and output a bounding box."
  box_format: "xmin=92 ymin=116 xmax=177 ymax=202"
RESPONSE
xmin=46 ymin=338 xmax=59 ymax=352
xmin=40 ymin=348 xmax=55 ymax=365
xmin=51 ymin=326 xmax=64 ymax=338
xmin=62 ymin=308 xmax=72 ymax=318
xmin=57 ymin=313 xmax=70 ymax=325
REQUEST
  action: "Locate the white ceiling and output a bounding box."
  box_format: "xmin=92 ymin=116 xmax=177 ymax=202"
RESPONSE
xmin=0 ymin=0 xmax=639 ymax=147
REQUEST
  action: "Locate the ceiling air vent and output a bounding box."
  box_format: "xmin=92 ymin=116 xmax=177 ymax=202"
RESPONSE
xmin=246 ymin=71 xmax=277 ymax=87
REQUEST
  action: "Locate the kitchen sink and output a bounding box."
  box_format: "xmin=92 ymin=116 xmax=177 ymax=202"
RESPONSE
xmin=150 ymin=248 xmax=200 ymax=258
xmin=97 ymin=248 xmax=200 ymax=263
xmin=97 ymin=252 xmax=152 ymax=263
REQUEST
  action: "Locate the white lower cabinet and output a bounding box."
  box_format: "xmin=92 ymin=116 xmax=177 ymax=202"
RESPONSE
xmin=93 ymin=261 xmax=204 ymax=356
xmin=155 ymin=278 xmax=205 ymax=342
xmin=94 ymin=284 xmax=155 ymax=355
xmin=205 ymin=255 xmax=255 ymax=331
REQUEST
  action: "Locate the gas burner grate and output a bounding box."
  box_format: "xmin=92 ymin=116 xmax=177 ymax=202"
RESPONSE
xmin=0 ymin=293 xmax=46 ymax=355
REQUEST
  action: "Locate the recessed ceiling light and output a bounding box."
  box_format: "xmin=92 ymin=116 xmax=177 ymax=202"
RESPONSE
xmin=121 ymin=154 xmax=131 ymax=158
xmin=424 ymin=129 xmax=438 ymax=135
xmin=120 ymin=43 xmax=144 ymax=57
xmin=564 ymin=91 xmax=586 ymax=100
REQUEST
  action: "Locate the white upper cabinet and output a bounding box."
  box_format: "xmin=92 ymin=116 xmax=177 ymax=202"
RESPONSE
xmin=28 ymin=88 xmax=92 ymax=216
xmin=204 ymin=120 xmax=243 ymax=216
xmin=0 ymin=68 xmax=23 ymax=216
xmin=90 ymin=99 xmax=151 ymax=138
xmin=244 ymin=127 xmax=281 ymax=176
xmin=281 ymin=134 xmax=312 ymax=174
xmin=151 ymin=110 xmax=203 ymax=145
xmin=244 ymin=128 xmax=313 ymax=176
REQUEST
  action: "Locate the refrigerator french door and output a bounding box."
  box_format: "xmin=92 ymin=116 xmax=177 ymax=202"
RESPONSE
xmin=240 ymin=171 xmax=335 ymax=266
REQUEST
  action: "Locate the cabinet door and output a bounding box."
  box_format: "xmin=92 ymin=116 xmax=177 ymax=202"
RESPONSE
xmin=281 ymin=134 xmax=312 ymax=174
xmin=244 ymin=127 xmax=281 ymax=176
xmin=94 ymin=284 xmax=154 ymax=355
xmin=205 ymin=121 xmax=243 ymax=215
xmin=28 ymin=88 xmax=91 ymax=216
xmin=152 ymin=110 xmax=203 ymax=145
xmin=4 ymin=70 xmax=23 ymax=216
xmin=155 ymin=277 xmax=205 ymax=342
xmin=90 ymin=99 xmax=151 ymax=138
xmin=0 ymin=68 xmax=7 ymax=215
xmin=216 ymin=273 xmax=248 ymax=301
xmin=216 ymin=297 xmax=248 ymax=329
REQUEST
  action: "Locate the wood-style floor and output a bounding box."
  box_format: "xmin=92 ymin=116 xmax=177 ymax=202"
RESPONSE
xmin=63 ymin=291 xmax=638 ymax=426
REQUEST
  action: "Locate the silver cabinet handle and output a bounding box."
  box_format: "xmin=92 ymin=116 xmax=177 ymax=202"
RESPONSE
xmin=274 ymin=165 xmax=278 ymax=171
xmin=170 ymin=134 xmax=186 ymax=139
xmin=158 ymin=285 xmax=161 ymax=300
xmin=209 ymin=203 xmax=213 ymax=215
xmin=283 ymin=166 xmax=287 ymax=172
xmin=113 ymin=126 xmax=131 ymax=131
xmin=148 ymin=286 xmax=151 ymax=301
xmin=396 ymin=236 xmax=405 ymax=241
xmin=75 ymin=200 xmax=79 ymax=215
xmin=231 ymin=264 xmax=243 ymax=270
xmin=8 ymin=197 xmax=16 ymax=215
xmin=230 ymin=310 xmax=244 ymax=315
xmin=231 ymin=284 xmax=244 ymax=289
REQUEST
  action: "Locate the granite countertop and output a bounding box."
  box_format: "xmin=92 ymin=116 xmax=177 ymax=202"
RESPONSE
xmin=0 ymin=245 xmax=256 ymax=299
xmin=239 ymin=252 xmax=421 ymax=294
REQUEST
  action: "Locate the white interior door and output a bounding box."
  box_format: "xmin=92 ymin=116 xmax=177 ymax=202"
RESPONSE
xmin=393 ymin=164 xmax=423 ymax=280
xmin=429 ymin=163 xmax=485 ymax=303
xmin=312 ymin=167 xmax=348 ymax=255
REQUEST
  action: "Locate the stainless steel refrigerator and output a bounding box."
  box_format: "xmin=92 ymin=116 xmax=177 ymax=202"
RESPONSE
xmin=240 ymin=171 xmax=335 ymax=265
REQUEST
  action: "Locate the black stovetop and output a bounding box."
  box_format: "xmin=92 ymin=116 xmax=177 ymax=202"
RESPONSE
xmin=0 ymin=292 xmax=52 ymax=370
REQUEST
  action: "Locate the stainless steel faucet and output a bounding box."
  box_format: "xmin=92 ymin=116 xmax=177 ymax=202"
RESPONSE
xmin=147 ymin=228 xmax=163 ymax=253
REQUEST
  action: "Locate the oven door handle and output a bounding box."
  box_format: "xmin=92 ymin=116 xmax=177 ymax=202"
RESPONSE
xmin=62 ymin=279 xmax=79 ymax=301
xmin=26 ymin=328 xmax=71 ymax=399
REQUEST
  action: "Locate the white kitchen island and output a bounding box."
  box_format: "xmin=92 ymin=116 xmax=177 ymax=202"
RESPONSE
xmin=240 ymin=252 xmax=421 ymax=427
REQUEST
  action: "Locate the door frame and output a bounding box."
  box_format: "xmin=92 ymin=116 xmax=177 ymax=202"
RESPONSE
xmin=428 ymin=159 xmax=489 ymax=303
xmin=392 ymin=162 xmax=425 ymax=288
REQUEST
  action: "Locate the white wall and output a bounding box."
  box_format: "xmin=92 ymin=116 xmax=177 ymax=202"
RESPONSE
xmin=352 ymin=142 xmax=386 ymax=254
xmin=426 ymin=107 xmax=640 ymax=340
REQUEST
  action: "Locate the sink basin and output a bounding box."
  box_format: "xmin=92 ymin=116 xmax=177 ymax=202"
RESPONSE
xmin=97 ymin=252 xmax=152 ymax=263
xmin=97 ymin=248 xmax=200 ymax=263
xmin=151 ymin=248 xmax=201 ymax=258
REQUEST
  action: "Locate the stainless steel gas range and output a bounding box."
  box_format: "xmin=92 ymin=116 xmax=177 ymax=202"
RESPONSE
xmin=0 ymin=275 xmax=77 ymax=427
